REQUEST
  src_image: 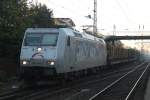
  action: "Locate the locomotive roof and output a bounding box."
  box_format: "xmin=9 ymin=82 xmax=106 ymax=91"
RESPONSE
xmin=25 ymin=28 xmax=104 ymax=42
xmin=26 ymin=28 xmax=59 ymax=33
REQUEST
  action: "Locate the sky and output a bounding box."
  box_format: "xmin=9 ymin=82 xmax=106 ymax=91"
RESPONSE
xmin=31 ymin=0 xmax=150 ymax=35
xmin=29 ymin=0 xmax=150 ymax=50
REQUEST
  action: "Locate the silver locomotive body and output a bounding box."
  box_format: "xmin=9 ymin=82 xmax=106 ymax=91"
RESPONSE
xmin=20 ymin=28 xmax=107 ymax=79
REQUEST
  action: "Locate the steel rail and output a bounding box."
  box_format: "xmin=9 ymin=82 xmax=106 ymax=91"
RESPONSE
xmin=89 ymin=62 xmax=146 ymax=100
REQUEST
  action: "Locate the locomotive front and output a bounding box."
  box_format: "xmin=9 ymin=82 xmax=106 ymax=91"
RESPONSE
xmin=20 ymin=28 xmax=59 ymax=79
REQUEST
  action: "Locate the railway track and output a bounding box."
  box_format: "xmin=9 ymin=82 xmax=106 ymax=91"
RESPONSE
xmin=89 ymin=62 xmax=150 ymax=100
xmin=42 ymin=62 xmax=147 ymax=100
xmin=0 ymin=61 xmax=147 ymax=100
xmin=0 ymin=81 xmax=66 ymax=100
xmin=0 ymin=86 xmax=51 ymax=100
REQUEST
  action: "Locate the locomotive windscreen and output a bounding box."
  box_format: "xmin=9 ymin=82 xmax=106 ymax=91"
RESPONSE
xmin=24 ymin=33 xmax=59 ymax=46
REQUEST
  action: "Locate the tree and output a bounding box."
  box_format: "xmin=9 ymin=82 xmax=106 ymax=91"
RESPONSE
xmin=0 ymin=0 xmax=54 ymax=58
xmin=0 ymin=0 xmax=29 ymax=44
xmin=28 ymin=3 xmax=54 ymax=28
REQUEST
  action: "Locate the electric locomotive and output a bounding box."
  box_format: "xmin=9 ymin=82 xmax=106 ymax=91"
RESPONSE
xmin=19 ymin=28 xmax=107 ymax=79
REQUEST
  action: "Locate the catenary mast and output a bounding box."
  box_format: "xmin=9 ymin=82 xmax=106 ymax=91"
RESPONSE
xmin=93 ymin=0 xmax=97 ymax=35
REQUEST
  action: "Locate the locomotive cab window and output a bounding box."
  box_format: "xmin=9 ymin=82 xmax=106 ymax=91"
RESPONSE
xmin=24 ymin=33 xmax=59 ymax=46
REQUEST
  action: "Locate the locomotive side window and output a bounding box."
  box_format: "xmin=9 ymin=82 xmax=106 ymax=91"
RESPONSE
xmin=74 ymin=32 xmax=82 ymax=38
xmin=24 ymin=33 xmax=58 ymax=46
xmin=67 ymin=36 xmax=70 ymax=46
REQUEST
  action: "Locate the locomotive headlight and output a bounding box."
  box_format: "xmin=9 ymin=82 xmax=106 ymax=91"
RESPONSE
xmin=22 ymin=61 xmax=27 ymax=65
xmin=37 ymin=48 xmax=42 ymax=52
xmin=48 ymin=61 xmax=55 ymax=66
xmin=50 ymin=61 xmax=55 ymax=66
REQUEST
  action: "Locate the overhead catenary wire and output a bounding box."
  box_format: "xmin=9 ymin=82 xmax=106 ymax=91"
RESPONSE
xmin=114 ymin=0 xmax=134 ymax=24
xmin=47 ymin=0 xmax=95 ymax=28
xmin=48 ymin=0 xmax=91 ymax=18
